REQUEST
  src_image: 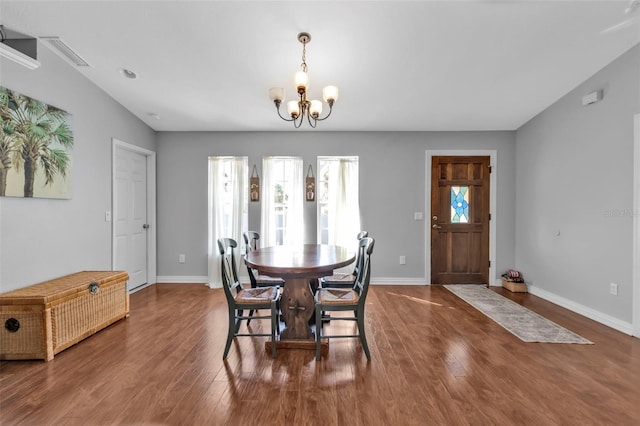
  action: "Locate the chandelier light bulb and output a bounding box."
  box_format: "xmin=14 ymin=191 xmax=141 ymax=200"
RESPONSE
xmin=295 ymin=71 xmax=308 ymax=91
xmin=287 ymin=100 xmax=300 ymax=118
xmin=269 ymin=87 xmax=285 ymax=103
xmin=309 ymin=100 xmax=323 ymax=118
xmin=323 ymin=86 xmax=339 ymax=104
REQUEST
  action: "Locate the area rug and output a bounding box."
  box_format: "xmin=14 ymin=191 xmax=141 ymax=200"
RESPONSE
xmin=444 ymin=285 xmax=593 ymax=344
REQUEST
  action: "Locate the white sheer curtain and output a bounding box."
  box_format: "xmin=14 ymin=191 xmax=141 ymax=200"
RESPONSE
xmin=260 ymin=158 xmax=276 ymax=247
xmin=286 ymin=158 xmax=304 ymax=246
xmin=261 ymin=157 xmax=304 ymax=247
xmin=327 ymin=158 xmax=361 ymax=251
xmin=207 ymin=157 xmax=247 ymax=288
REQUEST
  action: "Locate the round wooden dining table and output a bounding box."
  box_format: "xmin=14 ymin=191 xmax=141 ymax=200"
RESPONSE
xmin=244 ymin=244 xmax=355 ymax=342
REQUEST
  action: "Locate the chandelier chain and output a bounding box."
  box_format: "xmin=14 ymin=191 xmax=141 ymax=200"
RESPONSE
xmin=300 ymin=39 xmax=308 ymax=73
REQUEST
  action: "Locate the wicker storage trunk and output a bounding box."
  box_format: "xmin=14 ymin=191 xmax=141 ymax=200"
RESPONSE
xmin=0 ymin=271 xmax=129 ymax=361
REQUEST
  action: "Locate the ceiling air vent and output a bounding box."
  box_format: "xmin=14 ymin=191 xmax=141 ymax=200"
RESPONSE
xmin=0 ymin=25 xmax=40 ymax=70
xmin=40 ymin=36 xmax=90 ymax=67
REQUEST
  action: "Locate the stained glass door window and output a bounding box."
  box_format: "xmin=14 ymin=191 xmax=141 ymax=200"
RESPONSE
xmin=450 ymin=186 xmax=469 ymax=223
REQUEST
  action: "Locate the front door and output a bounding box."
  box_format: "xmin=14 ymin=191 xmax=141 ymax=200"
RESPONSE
xmin=431 ymin=156 xmax=490 ymax=284
xmin=114 ymin=147 xmax=148 ymax=291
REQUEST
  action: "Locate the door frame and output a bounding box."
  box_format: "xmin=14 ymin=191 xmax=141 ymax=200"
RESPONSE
xmin=633 ymin=113 xmax=640 ymax=337
xmin=425 ymin=150 xmax=497 ymax=285
xmin=112 ymin=138 xmax=157 ymax=293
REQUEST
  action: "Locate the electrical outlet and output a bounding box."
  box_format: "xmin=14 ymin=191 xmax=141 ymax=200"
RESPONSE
xmin=399 ymin=255 xmax=406 ymax=265
xmin=179 ymin=254 xmax=186 ymax=264
xmin=609 ymin=282 xmax=618 ymax=296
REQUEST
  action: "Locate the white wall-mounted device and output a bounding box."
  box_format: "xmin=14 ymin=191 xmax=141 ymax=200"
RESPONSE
xmin=582 ymin=90 xmax=603 ymax=106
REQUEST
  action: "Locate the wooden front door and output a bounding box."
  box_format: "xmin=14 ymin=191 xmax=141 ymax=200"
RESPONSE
xmin=431 ymin=156 xmax=490 ymax=284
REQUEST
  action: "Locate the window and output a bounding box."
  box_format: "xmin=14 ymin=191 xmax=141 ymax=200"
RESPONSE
xmin=450 ymin=185 xmax=469 ymax=223
xmin=317 ymin=156 xmax=360 ymax=248
xmin=261 ymin=157 xmax=304 ymax=246
xmin=207 ymin=156 xmax=248 ymax=288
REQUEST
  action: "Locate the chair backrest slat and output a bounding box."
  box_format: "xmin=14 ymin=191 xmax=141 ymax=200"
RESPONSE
xmin=242 ymin=231 xmax=262 ymax=287
xmin=243 ymin=231 xmax=261 ymax=252
xmin=218 ymin=238 xmax=242 ymax=299
xmin=352 ymin=231 xmax=369 ymax=276
xmin=353 ymin=237 xmax=374 ymax=301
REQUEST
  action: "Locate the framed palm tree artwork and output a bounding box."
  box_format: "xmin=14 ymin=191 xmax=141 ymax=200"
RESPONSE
xmin=0 ymin=86 xmax=73 ymax=199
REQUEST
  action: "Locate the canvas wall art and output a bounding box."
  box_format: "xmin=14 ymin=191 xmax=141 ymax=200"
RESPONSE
xmin=0 ymin=86 xmax=73 ymax=199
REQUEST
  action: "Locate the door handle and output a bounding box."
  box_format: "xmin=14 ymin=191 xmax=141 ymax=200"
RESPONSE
xmin=143 ymin=224 xmax=150 ymax=229
xmin=432 ymin=224 xmax=442 ymax=230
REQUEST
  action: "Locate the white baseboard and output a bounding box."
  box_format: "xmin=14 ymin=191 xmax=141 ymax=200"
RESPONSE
xmin=128 ymin=282 xmax=154 ymax=294
xmin=156 ymin=275 xmax=426 ymax=286
xmin=527 ymin=285 xmax=633 ymax=335
xmin=481 ymin=278 xmax=633 ymax=335
xmin=370 ymin=277 xmax=426 ymax=285
xmin=156 ymin=275 xmax=208 ymax=284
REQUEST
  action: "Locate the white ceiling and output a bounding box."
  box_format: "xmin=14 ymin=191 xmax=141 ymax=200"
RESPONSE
xmin=1 ymin=0 xmax=639 ymax=132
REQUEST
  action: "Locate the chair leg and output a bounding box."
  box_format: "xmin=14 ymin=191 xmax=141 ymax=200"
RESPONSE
xmin=248 ymin=280 xmax=257 ymax=329
xmin=271 ymin=301 xmax=278 ymax=358
xmin=315 ymin=304 xmax=322 ymax=360
xmin=223 ymin=309 xmax=236 ymax=360
xmin=356 ymin=308 xmax=371 ymax=361
xmin=234 ymin=310 xmax=243 ymax=333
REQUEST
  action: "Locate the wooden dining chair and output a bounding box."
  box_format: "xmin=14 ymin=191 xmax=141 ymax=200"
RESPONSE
xmin=242 ymin=231 xmax=285 ymax=325
xmin=315 ymin=237 xmax=375 ymax=361
xmin=218 ymin=238 xmax=281 ymax=359
xmin=318 ymin=231 xmax=368 ymax=289
xmin=243 ymin=231 xmax=286 ymax=288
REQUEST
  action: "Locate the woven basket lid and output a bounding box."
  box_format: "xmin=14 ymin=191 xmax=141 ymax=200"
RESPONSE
xmin=0 ymin=271 xmax=129 ymax=305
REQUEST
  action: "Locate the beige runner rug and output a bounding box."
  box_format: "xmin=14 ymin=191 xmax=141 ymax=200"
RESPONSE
xmin=444 ymin=284 xmax=593 ymax=344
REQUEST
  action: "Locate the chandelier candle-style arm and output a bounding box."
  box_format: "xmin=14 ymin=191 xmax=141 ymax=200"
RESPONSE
xmin=269 ymin=87 xmax=296 ymax=122
xmin=268 ymin=32 xmax=337 ymax=128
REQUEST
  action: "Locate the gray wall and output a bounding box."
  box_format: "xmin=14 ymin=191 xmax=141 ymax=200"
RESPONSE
xmin=0 ymin=46 xmax=156 ymax=292
xmin=515 ymin=44 xmax=640 ymax=323
xmin=156 ymin=131 xmax=516 ymax=282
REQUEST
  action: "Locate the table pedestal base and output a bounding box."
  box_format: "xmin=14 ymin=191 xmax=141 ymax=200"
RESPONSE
xmin=279 ymin=278 xmax=315 ymax=340
xmin=265 ymin=339 xmax=328 ymax=355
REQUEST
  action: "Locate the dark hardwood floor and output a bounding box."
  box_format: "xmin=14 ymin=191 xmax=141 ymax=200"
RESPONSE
xmin=1 ymin=284 xmax=638 ymax=425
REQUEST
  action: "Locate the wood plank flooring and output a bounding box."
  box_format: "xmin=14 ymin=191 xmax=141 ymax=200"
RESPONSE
xmin=1 ymin=284 xmax=638 ymax=425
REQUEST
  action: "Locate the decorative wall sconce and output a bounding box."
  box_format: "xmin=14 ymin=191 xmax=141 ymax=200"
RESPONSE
xmin=306 ymin=165 xmax=315 ymax=202
xmin=250 ymin=165 xmax=260 ymax=202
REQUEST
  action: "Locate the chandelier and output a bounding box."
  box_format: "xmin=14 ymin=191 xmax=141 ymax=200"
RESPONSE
xmin=269 ymin=32 xmax=338 ymax=128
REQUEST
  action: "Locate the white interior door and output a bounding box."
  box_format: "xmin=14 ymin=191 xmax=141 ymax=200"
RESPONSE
xmin=114 ymin=147 xmax=148 ymax=291
xmin=633 ymin=113 xmax=640 ymax=337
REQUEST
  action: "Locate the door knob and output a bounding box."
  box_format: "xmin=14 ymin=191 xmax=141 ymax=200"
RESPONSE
xmin=143 ymin=224 xmax=150 ymax=229
xmin=432 ymin=224 xmax=442 ymax=230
